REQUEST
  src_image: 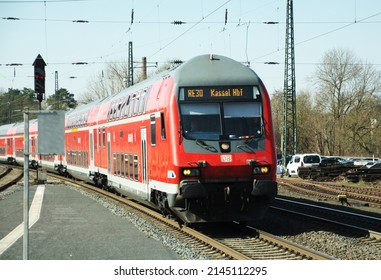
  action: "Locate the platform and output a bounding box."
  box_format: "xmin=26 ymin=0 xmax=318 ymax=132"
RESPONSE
xmin=0 ymin=183 xmax=181 ymax=260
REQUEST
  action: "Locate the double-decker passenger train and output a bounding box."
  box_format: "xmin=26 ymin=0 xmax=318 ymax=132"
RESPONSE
xmin=0 ymin=54 xmax=277 ymax=224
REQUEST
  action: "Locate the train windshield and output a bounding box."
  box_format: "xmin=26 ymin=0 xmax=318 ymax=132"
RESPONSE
xmin=180 ymin=102 xmax=263 ymax=141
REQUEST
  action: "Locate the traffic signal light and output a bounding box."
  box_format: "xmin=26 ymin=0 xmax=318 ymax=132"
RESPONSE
xmin=35 ymin=68 xmax=45 ymax=101
xmin=33 ymin=54 xmax=46 ymax=102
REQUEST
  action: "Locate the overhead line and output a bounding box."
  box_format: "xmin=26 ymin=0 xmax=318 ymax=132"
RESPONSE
xmin=0 ymin=0 xmax=86 ymax=3
xmin=2 ymin=17 xmax=381 ymax=25
xmin=148 ymin=0 xmax=232 ymax=58
xmin=252 ymin=11 xmax=381 ymax=62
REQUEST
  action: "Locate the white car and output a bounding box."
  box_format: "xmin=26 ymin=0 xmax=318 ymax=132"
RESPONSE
xmin=286 ymin=154 xmax=321 ymax=177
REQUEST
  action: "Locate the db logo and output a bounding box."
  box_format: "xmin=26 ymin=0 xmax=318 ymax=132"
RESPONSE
xmin=220 ymin=155 xmax=232 ymax=162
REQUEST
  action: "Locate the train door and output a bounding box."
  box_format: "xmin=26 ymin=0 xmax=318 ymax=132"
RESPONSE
xmin=141 ymin=127 xmax=148 ymax=197
xmin=12 ymin=138 xmax=15 ymax=158
xmin=107 ymin=132 xmax=111 ymax=173
xmin=31 ymin=136 xmax=36 ymax=155
xmin=6 ymin=138 xmax=13 ymax=156
xmin=89 ymin=131 xmax=94 ymax=170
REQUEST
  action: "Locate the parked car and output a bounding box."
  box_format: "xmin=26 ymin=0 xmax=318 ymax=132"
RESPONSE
xmin=348 ymin=157 xmax=380 ymax=166
xmin=320 ymin=157 xmax=354 ymax=167
xmin=286 ymin=153 xmax=321 ymax=177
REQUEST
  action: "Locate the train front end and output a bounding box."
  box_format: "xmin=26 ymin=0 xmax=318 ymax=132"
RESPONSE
xmin=169 ymin=55 xmax=278 ymax=224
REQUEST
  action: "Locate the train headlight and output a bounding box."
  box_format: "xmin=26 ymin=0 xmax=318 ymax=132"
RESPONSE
xmin=182 ymin=168 xmax=201 ymax=177
xmin=253 ymin=166 xmax=270 ymax=175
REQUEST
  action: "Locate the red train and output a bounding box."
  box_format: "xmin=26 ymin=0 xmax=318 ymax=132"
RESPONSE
xmin=0 ymin=54 xmax=277 ymax=224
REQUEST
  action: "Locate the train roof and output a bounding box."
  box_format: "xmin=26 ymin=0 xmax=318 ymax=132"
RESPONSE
xmin=0 ymin=123 xmax=17 ymax=137
xmin=172 ymin=54 xmax=261 ymax=87
xmin=63 ymin=54 xmax=264 ymax=128
xmin=0 ymin=119 xmax=38 ymax=136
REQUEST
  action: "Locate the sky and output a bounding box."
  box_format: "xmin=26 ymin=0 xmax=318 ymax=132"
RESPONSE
xmin=0 ymin=0 xmax=380 ymax=100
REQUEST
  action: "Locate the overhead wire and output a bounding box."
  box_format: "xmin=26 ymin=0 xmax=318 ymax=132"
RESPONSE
xmin=1 ymin=0 xmax=381 ymax=92
xmin=148 ymin=0 xmax=232 ymax=58
xmin=252 ymin=11 xmax=381 ymax=62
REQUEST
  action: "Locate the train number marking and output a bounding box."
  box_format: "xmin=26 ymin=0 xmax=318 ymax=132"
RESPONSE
xmin=220 ymin=155 xmax=232 ymax=163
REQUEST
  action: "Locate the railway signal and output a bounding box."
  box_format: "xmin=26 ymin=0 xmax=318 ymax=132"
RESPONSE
xmin=33 ymin=54 xmax=46 ymax=104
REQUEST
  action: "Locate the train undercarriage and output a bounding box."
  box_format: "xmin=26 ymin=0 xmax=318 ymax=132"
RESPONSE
xmin=50 ymin=165 xmax=278 ymax=224
xmin=153 ymin=179 xmax=277 ymax=224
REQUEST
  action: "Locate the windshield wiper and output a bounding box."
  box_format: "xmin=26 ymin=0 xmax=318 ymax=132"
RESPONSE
xmin=237 ymin=144 xmax=255 ymax=152
xmin=237 ymin=139 xmax=256 ymax=152
xmin=244 ymin=136 xmax=255 ymax=144
xmin=196 ymin=139 xmax=218 ymax=153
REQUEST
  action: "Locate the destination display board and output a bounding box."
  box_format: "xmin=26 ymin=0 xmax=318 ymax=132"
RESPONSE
xmin=179 ymin=86 xmax=261 ymax=101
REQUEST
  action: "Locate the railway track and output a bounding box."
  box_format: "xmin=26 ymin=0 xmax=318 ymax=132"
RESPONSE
xmin=209 ymin=225 xmax=334 ymax=260
xmin=0 ymin=166 xmax=23 ymax=192
xmin=252 ymin=197 xmax=381 ymax=259
xmin=273 ymin=197 xmax=381 ymax=240
xmin=47 ymin=172 xmax=333 ymax=260
xmin=279 ymin=177 xmax=381 ymax=207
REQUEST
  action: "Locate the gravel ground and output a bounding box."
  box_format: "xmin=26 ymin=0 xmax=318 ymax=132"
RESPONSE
xmin=271 ymin=182 xmax=381 ymax=260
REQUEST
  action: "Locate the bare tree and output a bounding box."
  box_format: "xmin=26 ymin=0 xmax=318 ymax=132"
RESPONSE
xmin=269 ymin=90 xmax=283 ymax=153
xmin=78 ymin=60 xmax=133 ymax=104
xmin=78 ymin=59 xmax=164 ymax=104
xmin=314 ymin=48 xmax=381 ymax=156
xmin=295 ymin=91 xmax=322 ymax=154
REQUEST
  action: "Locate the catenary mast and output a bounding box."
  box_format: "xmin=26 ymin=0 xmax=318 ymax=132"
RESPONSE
xmin=282 ymin=0 xmax=297 ymax=166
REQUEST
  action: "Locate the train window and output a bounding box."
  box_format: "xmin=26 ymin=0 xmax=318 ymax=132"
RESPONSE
xmin=98 ymin=128 xmax=101 ymax=149
xmin=107 ymin=102 xmax=113 ymax=121
xmin=180 ymin=103 xmax=221 ymax=140
xmin=123 ymin=95 xmax=131 ymax=117
xmin=118 ymin=98 xmax=124 ymax=119
xmin=94 ymin=129 xmax=98 ymax=150
xmin=128 ymin=95 xmax=136 ymax=117
xmin=124 ymin=154 xmax=128 ymax=178
xmin=143 ymin=86 xmax=152 ymax=113
xmin=120 ymin=154 xmax=125 ymax=176
xmin=102 ymin=127 xmax=106 ymax=147
xmin=118 ymin=154 xmax=122 ymax=175
xmin=113 ymin=101 xmax=119 ymax=120
xmin=223 ymin=102 xmax=263 ymax=139
xmin=72 ymin=151 xmax=76 ymax=166
xmin=114 ymin=100 xmax=121 ymax=120
xmin=133 ymin=91 xmax=141 ymax=116
xmin=129 ymin=154 xmax=133 ymax=178
xmin=133 ymin=154 xmax=138 ymax=181
xmin=119 ymin=97 xmax=127 ymax=119
xmin=160 ymin=112 xmax=166 ymax=140
xmin=150 ymin=114 xmax=156 ymax=146
xmin=138 ymin=91 xmax=145 ymax=114
xmin=113 ymin=153 xmax=117 ymax=174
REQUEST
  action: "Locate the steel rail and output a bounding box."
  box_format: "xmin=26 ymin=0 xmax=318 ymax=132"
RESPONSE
xmin=272 ymin=199 xmax=381 ymax=241
xmin=252 ymin=227 xmax=335 ymax=260
xmin=0 ymin=167 xmax=23 ymax=192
